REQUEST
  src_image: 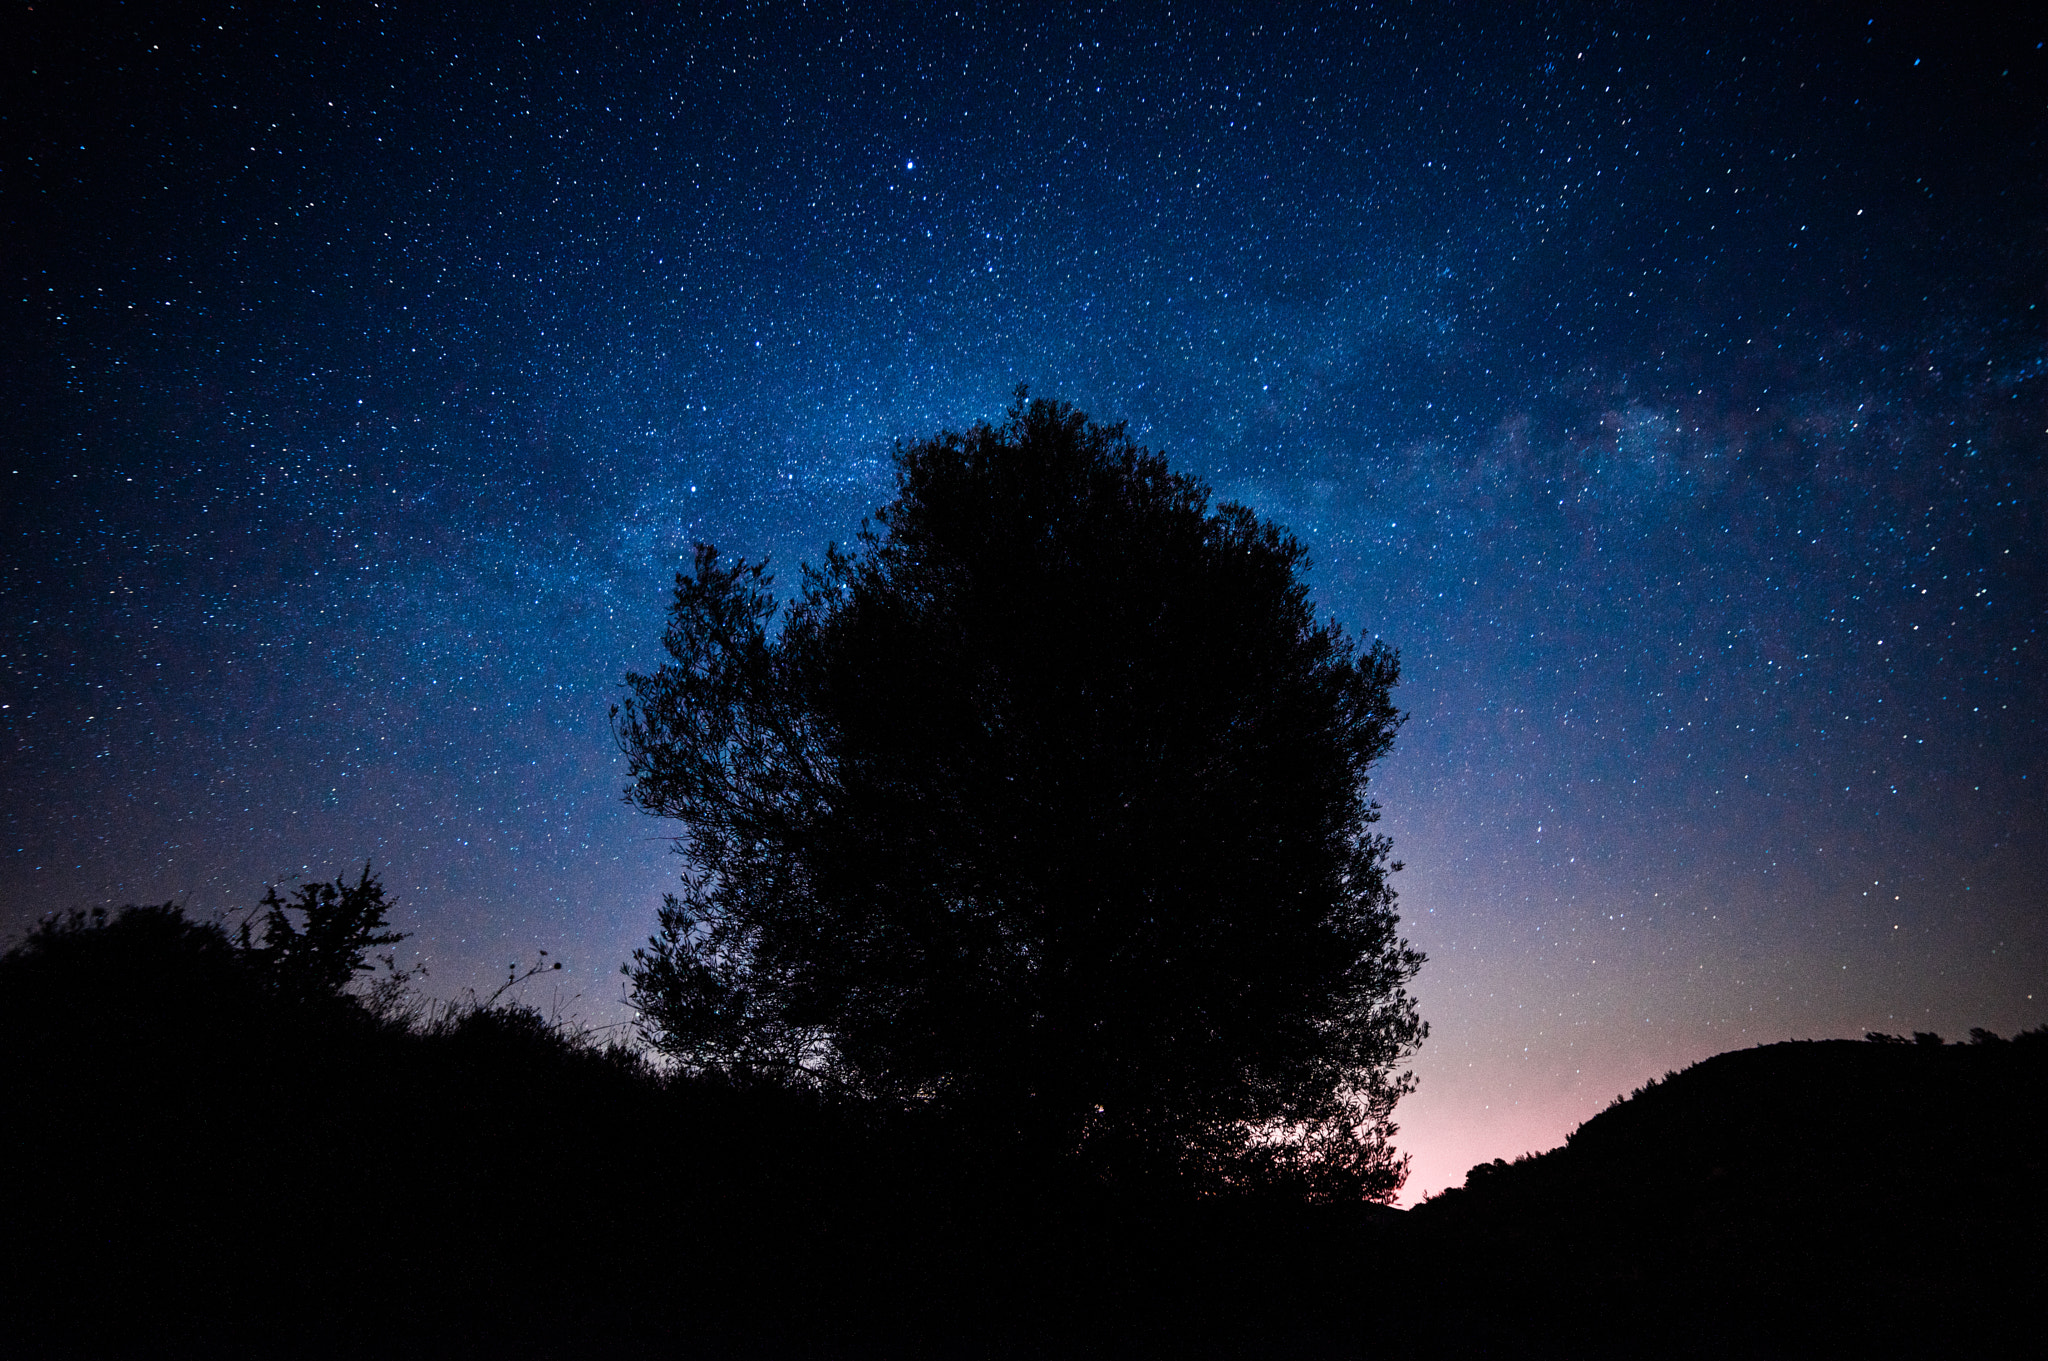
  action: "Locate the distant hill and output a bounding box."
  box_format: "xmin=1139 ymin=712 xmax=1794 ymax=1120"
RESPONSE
xmin=1405 ymin=1033 xmax=2048 ymax=1358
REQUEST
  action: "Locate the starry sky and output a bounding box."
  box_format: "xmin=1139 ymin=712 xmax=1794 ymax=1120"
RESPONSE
xmin=5 ymin=1 xmax=2044 ymax=1202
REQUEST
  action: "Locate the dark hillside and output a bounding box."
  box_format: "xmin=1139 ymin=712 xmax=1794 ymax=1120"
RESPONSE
xmin=1408 ymin=1034 xmax=2048 ymax=1357
xmin=5 ymin=907 xmax=2040 ymax=1358
xmin=0 ymin=903 xmax=1407 ymax=1359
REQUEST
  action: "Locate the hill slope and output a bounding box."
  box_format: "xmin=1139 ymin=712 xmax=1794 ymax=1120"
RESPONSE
xmin=1406 ymin=1034 xmax=2048 ymax=1357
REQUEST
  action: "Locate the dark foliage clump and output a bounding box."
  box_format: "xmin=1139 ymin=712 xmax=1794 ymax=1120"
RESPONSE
xmin=0 ymin=888 xmax=662 ymax=1356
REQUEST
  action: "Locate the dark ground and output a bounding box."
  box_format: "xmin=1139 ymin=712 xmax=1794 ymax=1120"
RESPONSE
xmin=4 ymin=909 xmax=2041 ymax=1359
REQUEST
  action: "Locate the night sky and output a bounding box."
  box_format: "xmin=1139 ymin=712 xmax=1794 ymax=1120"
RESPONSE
xmin=6 ymin=1 xmax=2044 ymax=1201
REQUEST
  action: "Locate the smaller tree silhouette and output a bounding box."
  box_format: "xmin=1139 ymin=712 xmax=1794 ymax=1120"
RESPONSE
xmin=239 ymin=863 xmax=406 ymax=1002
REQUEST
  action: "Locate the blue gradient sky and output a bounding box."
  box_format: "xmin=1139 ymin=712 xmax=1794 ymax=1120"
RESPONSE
xmin=5 ymin=1 xmax=2043 ymax=1200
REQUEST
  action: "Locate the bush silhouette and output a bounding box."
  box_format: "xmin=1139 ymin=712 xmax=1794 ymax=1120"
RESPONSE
xmin=4 ymin=899 xmax=254 ymax=1016
xmin=238 ymin=862 xmax=408 ymax=1002
xmin=0 ymin=894 xmax=720 ymax=1355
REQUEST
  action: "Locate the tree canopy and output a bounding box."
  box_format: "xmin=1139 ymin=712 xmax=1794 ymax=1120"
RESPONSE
xmin=614 ymin=394 xmax=1425 ymax=1198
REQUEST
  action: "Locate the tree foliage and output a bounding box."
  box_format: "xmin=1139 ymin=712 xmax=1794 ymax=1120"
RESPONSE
xmin=237 ymin=863 xmax=407 ymax=1003
xmin=615 ymin=394 xmax=1425 ymax=1197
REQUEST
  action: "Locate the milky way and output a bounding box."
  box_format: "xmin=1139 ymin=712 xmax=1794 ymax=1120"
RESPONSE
xmin=5 ymin=2 xmax=2043 ymax=1199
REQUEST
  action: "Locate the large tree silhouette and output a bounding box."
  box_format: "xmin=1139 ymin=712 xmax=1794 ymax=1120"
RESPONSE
xmin=615 ymin=394 xmax=1425 ymax=1197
